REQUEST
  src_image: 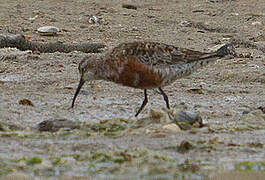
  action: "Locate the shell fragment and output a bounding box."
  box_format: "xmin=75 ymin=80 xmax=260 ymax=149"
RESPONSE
xmin=37 ymin=26 xmax=60 ymax=36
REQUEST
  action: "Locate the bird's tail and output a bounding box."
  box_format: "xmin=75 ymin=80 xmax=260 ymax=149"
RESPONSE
xmin=169 ymin=43 xmax=237 ymax=79
xmin=198 ymin=43 xmax=237 ymax=60
xmin=216 ymin=43 xmax=237 ymax=57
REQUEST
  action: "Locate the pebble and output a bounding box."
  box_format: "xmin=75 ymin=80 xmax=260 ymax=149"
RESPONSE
xmin=38 ymin=119 xmax=80 ymax=132
xmin=29 ymin=15 xmax=38 ymax=22
xmin=251 ymin=21 xmax=262 ymax=26
xmin=197 ymin=29 xmax=208 ymax=33
xmin=231 ymin=13 xmax=239 ymax=16
xmin=88 ymin=16 xmax=100 ymax=25
xmin=179 ymin=20 xmax=192 ymax=27
xmin=176 ymin=110 xmax=202 ymax=126
xmin=163 ymin=108 xmax=203 ymax=130
xmin=19 ymin=99 xmax=34 ymax=106
xmin=37 ymin=26 xmax=60 ymax=36
xmin=122 ymin=4 xmax=137 ymax=10
xmin=162 ymin=123 xmax=181 ymax=132
xmin=131 ymin=26 xmax=139 ymax=31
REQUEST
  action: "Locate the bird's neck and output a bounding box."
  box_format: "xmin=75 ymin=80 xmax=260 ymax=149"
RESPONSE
xmin=92 ymin=57 xmax=108 ymax=80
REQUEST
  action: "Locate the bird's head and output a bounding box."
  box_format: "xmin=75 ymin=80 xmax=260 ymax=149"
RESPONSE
xmin=71 ymin=55 xmax=99 ymax=108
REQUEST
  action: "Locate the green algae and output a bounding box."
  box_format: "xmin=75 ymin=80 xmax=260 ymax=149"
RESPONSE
xmin=25 ymin=157 xmax=42 ymax=166
xmin=235 ymin=161 xmax=265 ymax=171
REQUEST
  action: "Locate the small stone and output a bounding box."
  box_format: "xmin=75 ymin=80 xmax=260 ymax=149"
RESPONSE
xmin=176 ymin=110 xmax=203 ymax=126
xmin=251 ymin=21 xmax=262 ymax=26
xmin=38 ymin=119 xmax=80 ymax=132
xmin=122 ymin=4 xmax=137 ymax=10
xmin=88 ymin=16 xmax=100 ymax=25
xmin=29 ymin=15 xmax=38 ymax=22
xmin=179 ymin=20 xmax=192 ymax=27
xmin=197 ymin=29 xmax=208 ymax=33
xmin=37 ymin=26 xmax=60 ymax=36
xmin=131 ymin=26 xmax=138 ymax=31
xmin=162 ymin=123 xmax=181 ymax=132
xmin=231 ymin=13 xmax=239 ymax=16
xmin=187 ymin=88 xmax=204 ymax=94
xmin=19 ymin=99 xmax=34 ymax=106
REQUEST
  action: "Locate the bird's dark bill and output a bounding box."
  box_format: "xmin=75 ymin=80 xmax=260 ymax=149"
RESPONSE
xmin=71 ymin=78 xmax=85 ymax=108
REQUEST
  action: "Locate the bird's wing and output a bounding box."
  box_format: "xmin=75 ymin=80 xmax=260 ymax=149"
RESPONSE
xmin=106 ymin=41 xmax=216 ymax=68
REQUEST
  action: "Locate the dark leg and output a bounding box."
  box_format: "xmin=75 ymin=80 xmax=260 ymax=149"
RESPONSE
xmin=135 ymin=89 xmax=148 ymax=117
xmin=158 ymin=87 xmax=170 ymax=109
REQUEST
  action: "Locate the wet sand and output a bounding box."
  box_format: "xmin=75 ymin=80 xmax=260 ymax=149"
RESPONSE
xmin=0 ymin=0 xmax=264 ymax=179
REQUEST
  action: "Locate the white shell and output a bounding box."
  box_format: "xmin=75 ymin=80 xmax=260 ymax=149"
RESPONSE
xmin=88 ymin=16 xmax=100 ymax=24
xmin=207 ymin=44 xmax=226 ymax=52
xmin=37 ymin=26 xmax=60 ymax=36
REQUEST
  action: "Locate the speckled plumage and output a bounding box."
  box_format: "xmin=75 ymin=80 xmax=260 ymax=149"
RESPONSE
xmin=72 ymin=41 xmax=236 ymax=116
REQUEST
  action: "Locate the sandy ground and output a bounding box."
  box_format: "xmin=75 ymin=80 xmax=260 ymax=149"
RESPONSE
xmin=0 ymin=0 xmax=265 ymax=179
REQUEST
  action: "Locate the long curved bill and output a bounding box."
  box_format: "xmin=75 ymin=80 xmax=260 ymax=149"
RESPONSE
xmin=71 ymin=78 xmax=85 ymax=108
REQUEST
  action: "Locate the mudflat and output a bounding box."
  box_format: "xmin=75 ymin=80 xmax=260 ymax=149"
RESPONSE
xmin=0 ymin=0 xmax=264 ymax=179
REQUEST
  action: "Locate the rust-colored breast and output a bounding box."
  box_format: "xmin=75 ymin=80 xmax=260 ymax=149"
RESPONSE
xmin=102 ymin=56 xmax=164 ymax=89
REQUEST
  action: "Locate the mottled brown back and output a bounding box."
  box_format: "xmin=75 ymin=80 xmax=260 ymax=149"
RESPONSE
xmin=95 ymin=41 xmax=235 ymax=88
xmin=106 ymin=41 xmax=213 ymax=67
